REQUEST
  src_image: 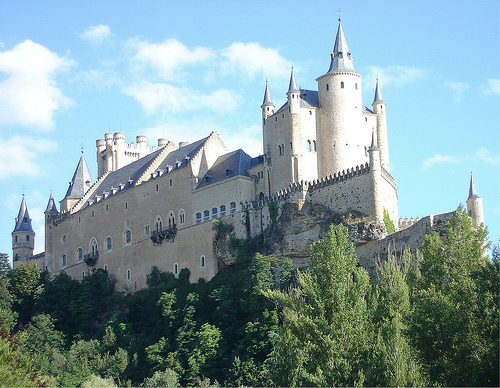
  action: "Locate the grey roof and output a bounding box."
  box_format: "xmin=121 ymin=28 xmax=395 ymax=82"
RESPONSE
xmin=276 ymin=89 xmax=319 ymax=113
xmin=196 ymin=149 xmax=252 ymax=189
xmin=327 ymin=21 xmax=356 ymax=73
xmin=80 ymin=137 xmax=209 ymax=209
xmin=64 ymin=154 xmax=94 ymax=199
xmin=261 ymin=80 xmax=274 ymax=107
xmin=288 ymin=67 xmax=299 ymax=93
xmin=250 ymin=155 xmax=264 ymax=168
xmin=363 ymin=105 xmax=374 ymax=114
xmin=373 ymin=78 xmax=384 ymax=103
xmin=45 ymin=192 xmax=58 ymax=213
xmin=468 ymin=173 xmax=480 ymax=199
xmin=13 ymin=196 xmax=34 ymax=233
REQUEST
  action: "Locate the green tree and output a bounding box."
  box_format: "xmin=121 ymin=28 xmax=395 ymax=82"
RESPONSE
xmin=368 ymin=252 xmax=426 ymax=386
xmin=411 ymin=208 xmax=498 ymax=386
xmin=265 ymin=224 xmax=371 ymax=387
xmin=0 ymin=253 xmax=11 ymax=276
xmin=0 ymin=336 xmax=40 ymax=387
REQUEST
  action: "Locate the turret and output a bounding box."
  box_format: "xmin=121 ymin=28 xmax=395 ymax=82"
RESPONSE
xmin=466 ymin=173 xmax=484 ymax=227
xmin=316 ymin=19 xmax=366 ymax=177
xmin=367 ymin=131 xmax=383 ymax=221
xmin=261 ymin=80 xmax=275 ymax=122
xmin=44 ymin=192 xmax=59 ymax=272
xmin=60 ymin=152 xmax=94 ymax=213
xmin=12 ymin=195 xmax=35 ymax=267
xmin=286 ymin=66 xmax=300 ymax=114
xmin=372 ymin=78 xmax=390 ymax=172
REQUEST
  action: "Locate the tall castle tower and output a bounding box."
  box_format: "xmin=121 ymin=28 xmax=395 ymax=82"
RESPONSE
xmin=12 ymin=195 xmax=35 ymax=267
xmin=466 ymin=173 xmax=484 ymax=227
xmin=316 ymin=19 xmax=369 ymax=177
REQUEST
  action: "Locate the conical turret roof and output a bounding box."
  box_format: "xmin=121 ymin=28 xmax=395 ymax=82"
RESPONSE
xmin=13 ymin=195 xmax=34 ymax=233
xmin=468 ymin=172 xmax=480 ymax=200
xmin=261 ymin=80 xmax=274 ymax=107
xmin=327 ymin=20 xmax=356 ymax=73
xmin=373 ymin=78 xmax=384 ymax=103
xmin=288 ymin=66 xmax=299 ymax=93
xmin=64 ymin=153 xmax=94 ymax=199
xmin=45 ymin=191 xmax=58 ymax=213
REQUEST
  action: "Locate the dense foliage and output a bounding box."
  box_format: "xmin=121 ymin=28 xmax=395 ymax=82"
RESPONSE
xmin=0 ymin=207 xmax=498 ymax=387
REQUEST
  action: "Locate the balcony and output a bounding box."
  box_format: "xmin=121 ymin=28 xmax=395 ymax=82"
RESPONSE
xmin=84 ymin=251 xmax=99 ymax=267
xmin=151 ymin=226 xmax=177 ymax=245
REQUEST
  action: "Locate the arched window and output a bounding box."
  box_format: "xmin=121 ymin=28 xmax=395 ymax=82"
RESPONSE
xmin=124 ymin=230 xmax=132 ymax=245
xmin=195 ymin=212 xmax=202 ymax=224
xmin=178 ymin=209 xmax=186 ymax=225
xmin=230 ymin=202 xmax=236 ymax=214
xmin=168 ymin=211 xmax=176 ymax=229
xmin=340 ymin=81 xmax=344 ymax=89
xmin=220 ymin=205 xmax=226 ymax=217
xmin=307 ymin=140 xmax=312 ymax=152
xmin=82 ymin=271 xmax=85 ymax=279
xmin=144 ymin=222 xmax=150 ymax=236
xmin=203 ymin=210 xmax=210 ymax=222
xmin=200 ymin=255 xmax=206 ymax=268
xmin=312 ymin=140 xmax=317 ymax=151
xmin=155 ymin=215 xmax=163 ymax=232
xmin=60 ymin=254 xmax=67 ymax=268
xmin=76 ymin=247 xmax=83 ymax=262
xmin=89 ymin=238 xmax=98 ymax=256
xmin=212 ymin=207 xmax=218 ymax=219
xmin=105 ymin=237 xmax=112 ymax=251
xmin=104 ymin=264 xmax=108 ymax=272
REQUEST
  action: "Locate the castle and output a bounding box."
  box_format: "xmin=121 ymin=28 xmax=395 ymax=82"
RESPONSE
xmin=12 ymin=21 xmax=485 ymax=290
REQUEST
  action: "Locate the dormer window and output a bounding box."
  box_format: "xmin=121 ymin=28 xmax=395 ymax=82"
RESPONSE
xmin=226 ymin=168 xmax=233 ymax=176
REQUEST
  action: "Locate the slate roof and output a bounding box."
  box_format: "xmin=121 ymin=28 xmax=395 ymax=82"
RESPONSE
xmin=196 ymin=149 xmax=252 ymax=189
xmin=45 ymin=192 xmax=58 ymax=213
xmin=13 ymin=196 xmax=34 ymax=233
xmin=64 ymin=154 xmax=94 ymax=199
xmin=276 ymin=89 xmax=319 ymax=113
xmin=327 ymin=21 xmax=356 ymax=73
xmin=80 ymin=137 xmax=209 ymax=209
xmin=468 ymin=173 xmax=480 ymax=199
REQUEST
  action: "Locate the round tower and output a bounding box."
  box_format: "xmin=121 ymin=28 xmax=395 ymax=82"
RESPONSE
xmin=96 ymin=138 xmax=106 ymax=178
xmin=372 ymin=78 xmax=390 ymax=172
xmin=367 ymin=132 xmax=383 ymax=221
xmin=287 ymin=66 xmax=300 ymax=115
xmin=466 ymin=173 xmax=484 ymax=227
xmin=316 ymin=20 xmax=365 ymax=177
xmin=12 ymin=195 xmax=35 ymax=267
xmin=261 ymin=80 xmax=275 ymax=123
xmin=44 ymin=192 xmax=59 ymax=272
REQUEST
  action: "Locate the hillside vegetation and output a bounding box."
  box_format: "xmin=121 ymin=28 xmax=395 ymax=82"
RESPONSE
xmin=0 ymin=208 xmax=498 ymax=387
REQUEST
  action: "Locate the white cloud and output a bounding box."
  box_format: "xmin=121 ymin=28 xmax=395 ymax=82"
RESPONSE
xmin=131 ymin=39 xmax=215 ymax=81
xmin=472 ymin=148 xmax=499 ymax=165
xmin=81 ymin=25 xmax=112 ymax=43
xmin=444 ymin=81 xmax=469 ymax=102
xmin=0 ymin=40 xmax=74 ymax=130
xmin=123 ymin=81 xmax=239 ymax=115
xmin=0 ymin=136 xmax=57 ymax=178
xmin=221 ymin=42 xmax=290 ymax=79
xmin=365 ymin=65 xmax=426 ymax=89
xmin=422 ymin=148 xmax=499 ymax=171
xmin=422 ymin=154 xmax=459 ymax=170
xmin=480 ymin=78 xmax=500 ymax=96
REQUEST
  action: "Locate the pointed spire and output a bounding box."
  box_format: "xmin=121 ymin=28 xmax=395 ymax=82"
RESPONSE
xmin=468 ymin=172 xmax=480 ymax=200
xmin=288 ymin=66 xmax=299 ymax=93
xmin=64 ymin=153 xmax=94 ymax=200
xmin=369 ymin=130 xmax=379 ymax=150
xmin=261 ymin=79 xmax=274 ymax=107
xmin=45 ymin=191 xmax=58 ymax=213
xmin=373 ymin=77 xmax=384 ymax=103
xmin=13 ymin=195 xmax=34 ymax=233
xmin=328 ymin=20 xmax=356 ymax=73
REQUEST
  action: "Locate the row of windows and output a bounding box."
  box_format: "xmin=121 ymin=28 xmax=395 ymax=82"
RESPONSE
xmin=278 ymin=140 xmax=317 ymax=156
xmin=195 ymin=202 xmax=236 ymax=224
xmin=325 ymin=81 xmax=358 ymax=91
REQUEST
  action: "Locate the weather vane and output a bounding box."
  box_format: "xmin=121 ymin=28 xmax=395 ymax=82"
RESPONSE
xmin=21 ymin=186 xmax=26 ymax=196
xmin=337 ymin=8 xmax=342 ymax=21
xmin=81 ymin=143 xmax=85 ymax=154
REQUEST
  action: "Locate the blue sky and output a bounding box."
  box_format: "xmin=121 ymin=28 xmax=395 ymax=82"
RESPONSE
xmin=1 ymin=0 xmax=498 ymax=262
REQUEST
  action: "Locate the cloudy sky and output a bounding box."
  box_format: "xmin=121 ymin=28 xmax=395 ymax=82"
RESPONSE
xmin=1 ymin=0 xmax=498 ymax=261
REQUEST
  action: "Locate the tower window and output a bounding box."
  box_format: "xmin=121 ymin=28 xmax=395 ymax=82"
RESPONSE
xmin=169 ymin=178 xmax=173 ymax=187
xmin=127 ymin=269 xmax=131 ymax=281
xmin=326 ymin=84 xmax=329 ymax=91
xmin=156 ymin=183 xmax=159 ymax=192
xmin=355 ymin=83 xmax=358 ymax=90
xmin=144 ymin=222 xmax=150 ymax=236
xmin=307 ymin=140 xmax=312 ymax=152
xmin=203 ymin=210 xmax=210 ymax=222
xmin=212 ymin=207 xmax=218 ymax=219
xmin=60 ymin=254 xmax=67 ymax=268
xmin=230 ymin=201 xmax=237 ymax=214
xmin=26 ymin=235 xmax=30 ymax=242
xmin=220 ymin=205 xmax=226 ymax=217
xmin=200 ymin=255 xmax=206 ymax=268
xmin=341 ymin=81 xmax=344 ymax=89
xmin=106 ymin=237 xmax=112 ymax=251
xmin=196 ymin=212 xmax=202 ymax=224
xmin=124 ymin=230 xmax=132 ymax=245
xmin=174 ymin=263 xmax=179 ymax=276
